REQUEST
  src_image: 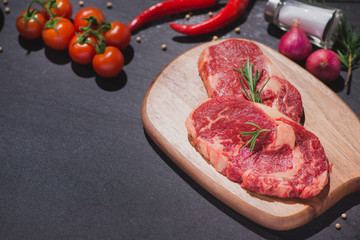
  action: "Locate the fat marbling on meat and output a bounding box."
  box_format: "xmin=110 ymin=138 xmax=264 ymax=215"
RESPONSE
xmin=186 ymin=96 xmax=329 ymax=198
xmin=198 ymin=39 xmax=303 ymax=123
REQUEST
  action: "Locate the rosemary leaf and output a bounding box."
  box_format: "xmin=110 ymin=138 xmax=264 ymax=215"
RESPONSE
xmin=239 ymin=122 xmax=274 ymax=152
xmin=233 ymin=57 xmax=270 ymax=103
xmin=334 ymin=14 xmax=360 ymax=86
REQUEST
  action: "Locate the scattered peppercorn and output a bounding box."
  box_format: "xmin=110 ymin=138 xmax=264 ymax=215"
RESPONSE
xmin=185 ymin=13 xmax=191 ymax=20
xmin=79 ymin=1 xmax=84 ymax=6
xmin=161 ymin=44 xmax=167 ymax=50
xmin=212 ymin=35 xmax=218 ymax=41
xmin=0 ymin=46 xmax=3 ymax=52
xmin=335 ymin=223 xmax=341 ymax=230
xmin=3 ymin=0 xmax=8 ymax=5
xmin=106 ymin=2 xmax=112 ymax=8
xmin=341 ymin=213 xmax=347 ymax=219
xmin=208 ymin=11 xmax=213 ymax=17
xmin=136 ymin=36 xmax=141 ymax=43
xmin=235 ymin=27 xmax=241 ymax=33
xmin=4 ymin=6 xmax=10 ymax=13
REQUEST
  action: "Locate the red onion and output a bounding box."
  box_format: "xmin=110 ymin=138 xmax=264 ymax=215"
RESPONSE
xmin=278 ymin=19 xmax=312 ymax=62
xmin=305 ymin=49 xmax=341 ymax=83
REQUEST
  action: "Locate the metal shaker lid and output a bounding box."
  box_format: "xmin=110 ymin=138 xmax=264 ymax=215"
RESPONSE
xmin=265 ymin=0 xmax=281 ymax=22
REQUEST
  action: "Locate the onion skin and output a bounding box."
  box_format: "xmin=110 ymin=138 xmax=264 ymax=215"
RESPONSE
xmin=305 ymin=49 xmax=341 ymax=83
xmin=278 ymin=20 xmax=312 ymax=62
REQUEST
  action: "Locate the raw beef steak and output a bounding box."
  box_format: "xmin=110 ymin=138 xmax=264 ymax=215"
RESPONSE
xmin=198 ymin=39 xmax=303 ymax=123
xmin=186 ymin=96 xmax=329 ymax=198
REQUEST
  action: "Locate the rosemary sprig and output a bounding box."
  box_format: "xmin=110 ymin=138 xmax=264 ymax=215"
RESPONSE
xmin=233 ymin=57 xmax=270 ymax=103
xmin=240 ymin=122 xmax=275 ymax=152
xmin=334 ymin=15 xmax=360 ymax=86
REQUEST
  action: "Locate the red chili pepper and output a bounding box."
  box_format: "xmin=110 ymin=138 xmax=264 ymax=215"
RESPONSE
xmin=170 ymin=0 xmax=251 ymax=35
xmin=128 ymin=0 xmax=217 ymax=32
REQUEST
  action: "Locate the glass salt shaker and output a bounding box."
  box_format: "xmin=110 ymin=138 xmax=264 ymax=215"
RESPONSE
xmin=264 ymin=0 xmax=343 ymax=49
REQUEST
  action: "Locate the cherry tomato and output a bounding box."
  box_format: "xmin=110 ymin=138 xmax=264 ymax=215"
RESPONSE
xmin=92 ymin=46 xmax=124 ymax=78
xmin=42 ymin=0 xmax=73 ymax=19
xmin=69 ymin=34 xmax=97 ymax=65
xmin=42 ymin=17 xmax=75 ymax=50
xmin=16 ymin=9 xmax=46 ymax=39
xmin=104 ymin=22 xmax=131 ymax=51
xmin=74 ymin=7 xmax=105 ymax=32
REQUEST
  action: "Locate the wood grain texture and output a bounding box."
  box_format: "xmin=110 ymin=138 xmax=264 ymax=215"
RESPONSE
xmin=141 ymin=39 xmax=360 ymax=230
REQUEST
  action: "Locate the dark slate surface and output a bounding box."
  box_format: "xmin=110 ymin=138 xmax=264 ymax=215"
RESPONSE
xmin=0 ymin=0 xmax=359 ymax=239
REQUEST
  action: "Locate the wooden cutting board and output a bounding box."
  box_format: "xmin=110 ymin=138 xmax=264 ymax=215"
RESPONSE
xmin=141 ymin=39 xmax=360 ymax=230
